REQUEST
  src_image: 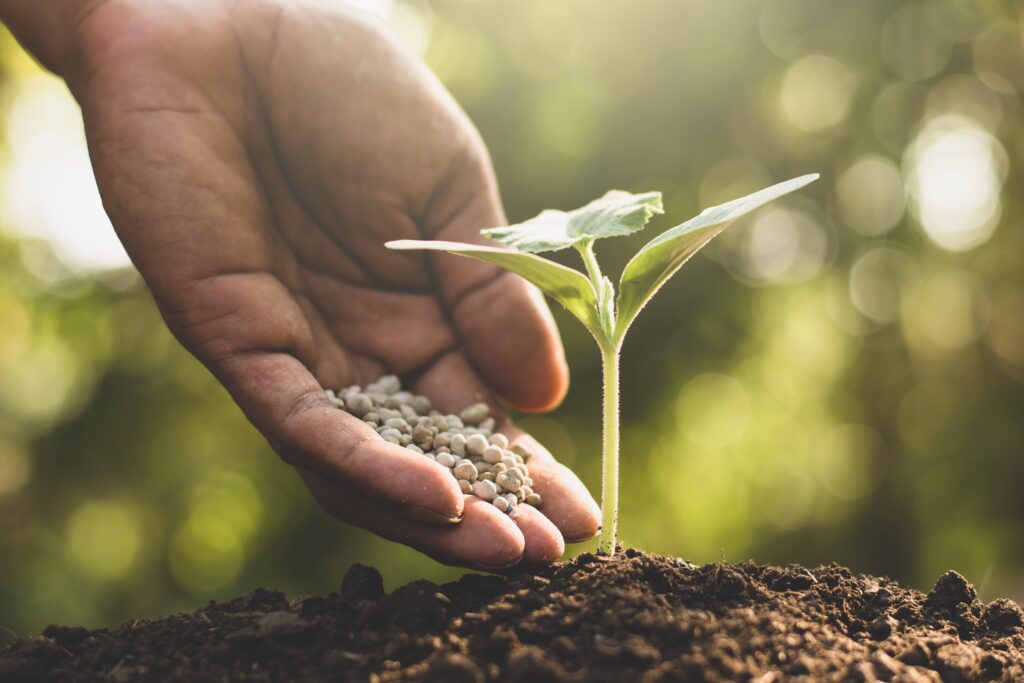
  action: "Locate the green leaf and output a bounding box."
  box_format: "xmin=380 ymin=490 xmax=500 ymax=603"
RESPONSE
xmin=385 ymin=239 xmax=601 ymax=333
xmin=482 ymin=190 xmax=664 ymax=254
xmin=615 ymin=174 xmax=819 ymax=340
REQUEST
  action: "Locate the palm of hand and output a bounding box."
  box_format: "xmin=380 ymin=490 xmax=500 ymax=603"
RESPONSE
xmin=69 ymin=0 xmax=599 ymax=568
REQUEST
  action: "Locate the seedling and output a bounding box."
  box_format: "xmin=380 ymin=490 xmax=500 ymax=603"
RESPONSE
xmin=387 ymin=174 xmax=818 ymax=555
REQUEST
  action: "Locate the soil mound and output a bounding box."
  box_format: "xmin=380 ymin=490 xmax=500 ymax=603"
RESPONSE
xmin=3 ymin=549 xmax=1023 ymax=682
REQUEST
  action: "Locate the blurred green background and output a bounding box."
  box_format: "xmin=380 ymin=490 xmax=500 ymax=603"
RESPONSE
xmin=2 ymin=0 xmax=1023 ymax=642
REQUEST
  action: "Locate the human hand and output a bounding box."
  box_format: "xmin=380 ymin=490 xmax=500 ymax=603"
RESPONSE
xmin=1 ymin=0 xmax=600 ymax=569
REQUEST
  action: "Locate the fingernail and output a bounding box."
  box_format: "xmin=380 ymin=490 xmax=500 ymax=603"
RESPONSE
xmin=473 ymin=558 xmax=522 ymax=572
xmin=403 ymin=505 xmax=463 ymax=525
xmin=564 ymin=526 xmax=601 ymax=544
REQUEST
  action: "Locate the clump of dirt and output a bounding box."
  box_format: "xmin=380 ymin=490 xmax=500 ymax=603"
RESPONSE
xmin=3 ymin=549 xmax=1023 ymax=682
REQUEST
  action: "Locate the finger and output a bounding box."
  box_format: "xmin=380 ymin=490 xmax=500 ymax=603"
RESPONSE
xmin=411 ymin=347 xmax=495 ymax=413
xmin=422 ymin=151 xmax=569 ymax=413
xmin=510 ymin=502 xmax=564 ymax=567
xmin=300 ymin=469 xmax=525 ymax=570
xmin=505 ymin=431 xmax=602 ymax=544
xmin=215 ymin=347 xmax=464 ymax=523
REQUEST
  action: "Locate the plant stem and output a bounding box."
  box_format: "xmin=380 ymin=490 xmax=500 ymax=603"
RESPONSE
xmin=578 ymin=240 xmax=616 ymax=340
xmin=579 ymin=240 xmax=604 ymax=291
xmin=597 ymin=341 xmax=620 ymax=555
xmin=579 ymin=239 xmax=620 ymax=554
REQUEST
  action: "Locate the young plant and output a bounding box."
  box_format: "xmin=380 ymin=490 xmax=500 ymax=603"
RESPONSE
xmin=387 ymin=174 xmax=818 ymax=555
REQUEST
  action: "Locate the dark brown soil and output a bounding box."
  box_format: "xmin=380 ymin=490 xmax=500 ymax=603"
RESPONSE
xmin=3 ymin=549 xmax=1024 ymax=682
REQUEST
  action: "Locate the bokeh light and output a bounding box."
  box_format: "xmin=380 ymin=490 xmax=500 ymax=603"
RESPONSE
xmin=836 ymin=156 xmax=906 ymax=237
xmin=906 ymin=115 xmax=1007 ymax=252
xmin=676 ymin=373 xmax=751 ymax=450
xmin=901 ymin=269 xmax=989 ymax=359
xmin=170 ymin=512 xmax=245 ymax=593
xmin=778 ymin=55 xmax=857 ymax=133
xmin=881 ymin=5 xmax=953 ymax=82
xmin=848 ymin=245 xmax=915 ymax=325
xmin=736 ymin=205 xmax=828 ymax=284
xmin=66 ymin=500 xmax=144 ymax=581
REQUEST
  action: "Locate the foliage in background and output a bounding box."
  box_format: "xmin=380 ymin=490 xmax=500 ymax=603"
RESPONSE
xmin=1 ymin=0 xmax=1023 ymax=641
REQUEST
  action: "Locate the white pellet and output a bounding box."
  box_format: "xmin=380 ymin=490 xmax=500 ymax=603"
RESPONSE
xmin=466 ymin=434 xmax=488 ymax=457
xmin=413 ymin=424 xmax=433 ymax=444
xmin=453 ymin=460 xmax=478 ymax=481
xmin=496 ymin=470 xmax=522 ymax=492
xmin=379 ymin=428 xmax=402 ymax=443
xmin=410 ymin=396 xmax=432 ymax=414
xmin=472 ymin=480 xmax=498 ymax=501
xmin=347 ymin=393 xmax=373 ymax=417
xmin=482 ymin=445 xmax=503 ymax=464
xmin=367 ymin=375 xmax=400 ymax=395
xmin=340 ymin=375 xmax=547 ymax=513
xmin=460 ymin=402 xmax=489 ymax=426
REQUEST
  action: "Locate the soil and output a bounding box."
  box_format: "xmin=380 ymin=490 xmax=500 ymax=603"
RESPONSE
xmin=2 ymin=549 xmax=1024 ymax=682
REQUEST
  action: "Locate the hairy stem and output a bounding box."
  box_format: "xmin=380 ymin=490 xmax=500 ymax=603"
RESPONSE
xmin=578 ymin=240 xmax=604 ymax=291
xmin=597 ymin=342 xmax=620 ymax=555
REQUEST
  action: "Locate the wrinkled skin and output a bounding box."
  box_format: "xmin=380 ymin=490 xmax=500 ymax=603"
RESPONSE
xmin=8 ymin=0 xmax=601 ymax=568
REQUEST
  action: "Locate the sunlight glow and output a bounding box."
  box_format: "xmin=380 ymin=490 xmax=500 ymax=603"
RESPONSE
xmin=906 ymin=115 xmax=1007 ymax=252
xmin=0 ymin=74 xmax=130 ymax=273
